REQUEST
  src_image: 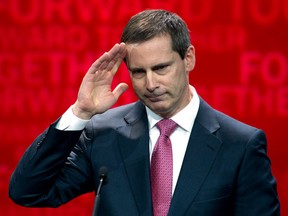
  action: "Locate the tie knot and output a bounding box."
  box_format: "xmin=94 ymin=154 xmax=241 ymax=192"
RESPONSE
xmin=156 ymin=119 xmax=177 ymax=137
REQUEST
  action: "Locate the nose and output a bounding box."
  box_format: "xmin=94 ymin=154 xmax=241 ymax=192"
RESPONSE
xmin=146 ymin=71 xmax=157 ymax=92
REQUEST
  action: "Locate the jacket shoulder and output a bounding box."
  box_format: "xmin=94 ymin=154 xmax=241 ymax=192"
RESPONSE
xmin=198 ymin=98 xmax=263 ymax=143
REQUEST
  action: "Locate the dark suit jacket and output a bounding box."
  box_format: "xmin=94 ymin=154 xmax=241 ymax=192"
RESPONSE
xmin=9 ymin=98 xmax=280 ymax=215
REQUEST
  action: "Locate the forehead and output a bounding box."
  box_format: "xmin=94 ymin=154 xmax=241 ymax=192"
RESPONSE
xmin=125 ymin=35 xmax=177 ymax=68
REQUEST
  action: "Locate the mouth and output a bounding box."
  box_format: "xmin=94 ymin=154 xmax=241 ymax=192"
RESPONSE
xmin=145 ymin=94 xmax=165 ymax=102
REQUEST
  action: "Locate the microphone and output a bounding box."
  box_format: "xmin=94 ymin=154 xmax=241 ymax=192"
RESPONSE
xmin=92 ymin=166 xmax=108 ymax=216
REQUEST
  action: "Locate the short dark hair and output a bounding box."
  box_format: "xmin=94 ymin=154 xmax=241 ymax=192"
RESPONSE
xmin=121 ymin=9 xmax=191 ymax=59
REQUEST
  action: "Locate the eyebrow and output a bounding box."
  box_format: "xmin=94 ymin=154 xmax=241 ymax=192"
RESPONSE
xmin=128 ymin=61 xmax=173 ymax=72
xmin=128 ymin=67 xmax=145 ymax=73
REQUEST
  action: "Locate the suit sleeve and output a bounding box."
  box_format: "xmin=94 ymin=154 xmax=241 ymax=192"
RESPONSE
xmin=233 ymin=130 xmax=280 ymax=216
xmin=9 ymin=121 xmax=94 ymax=207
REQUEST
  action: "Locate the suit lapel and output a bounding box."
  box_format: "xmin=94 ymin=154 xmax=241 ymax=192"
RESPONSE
xmin=168 ymin=98 xmax=222 ymax=215
xmin=115 ymin=99 xmax=222 ymax=215
xmin=117 ymin=102 xmax=153 ymax=216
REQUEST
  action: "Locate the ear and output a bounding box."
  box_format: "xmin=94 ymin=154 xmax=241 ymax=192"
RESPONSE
xmin=185 ymin=45 xmax=196 ymax=72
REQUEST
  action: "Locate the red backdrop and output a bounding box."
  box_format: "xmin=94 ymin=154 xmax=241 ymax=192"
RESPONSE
xmin=1 ymin=0 xmax=287 ymax=215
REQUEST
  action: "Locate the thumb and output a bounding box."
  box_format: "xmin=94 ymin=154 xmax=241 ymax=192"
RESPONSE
xmin=112 ymin=83 xmax=129 ymax=100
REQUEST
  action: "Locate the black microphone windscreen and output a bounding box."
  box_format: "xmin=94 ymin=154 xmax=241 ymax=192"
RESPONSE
xmin=99 ymin=166 xmax=108 ymax=184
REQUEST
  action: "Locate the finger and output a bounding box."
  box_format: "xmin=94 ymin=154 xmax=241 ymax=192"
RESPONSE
xmin=87 ymin=52 xmax=109 ymax=74
xmin=105 ymin=45 xmax=126 ymax=74
xmin=87 ymin=43 xmax=125 ymax=74
xmin=107 ymin=43 xmax=126 ymax=60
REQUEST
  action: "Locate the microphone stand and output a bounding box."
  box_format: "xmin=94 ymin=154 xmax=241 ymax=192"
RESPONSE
xmin=92 ymin=167 xmax=108 ymax=216
xmin=92 ymin=178 xmax=104 ymax=216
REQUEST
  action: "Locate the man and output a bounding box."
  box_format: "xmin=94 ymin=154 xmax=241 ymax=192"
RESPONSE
xmin=9 ymin=9 xmax=280 ymax=215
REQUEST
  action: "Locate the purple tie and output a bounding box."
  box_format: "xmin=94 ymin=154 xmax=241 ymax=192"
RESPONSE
xmin=151 ymin=119 xmax=178 ymax=216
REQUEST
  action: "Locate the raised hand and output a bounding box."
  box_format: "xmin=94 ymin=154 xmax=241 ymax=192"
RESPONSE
xmin=72 ymin=43 xmax=128 ymax=120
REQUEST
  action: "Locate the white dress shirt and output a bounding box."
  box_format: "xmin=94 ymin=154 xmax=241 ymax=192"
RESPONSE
xmin=146 ymin=86 xmax=200 ymax=193
xmin=56 ymin=86 xmax=200 ymax=193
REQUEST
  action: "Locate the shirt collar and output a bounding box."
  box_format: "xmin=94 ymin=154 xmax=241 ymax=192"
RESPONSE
xmin=146 ymin=86 xmax=200 ymax=132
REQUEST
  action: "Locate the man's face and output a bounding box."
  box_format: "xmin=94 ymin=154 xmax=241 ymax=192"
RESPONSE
xmin=125 ymin=34 xmax=195 ymax=118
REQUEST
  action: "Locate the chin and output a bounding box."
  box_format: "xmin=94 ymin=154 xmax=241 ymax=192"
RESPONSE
xmin=149 ymin=104 xmax=170 ymax=114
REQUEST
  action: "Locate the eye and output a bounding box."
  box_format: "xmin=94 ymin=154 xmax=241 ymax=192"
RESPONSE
xmin=155 ymin=65 xmax=166 ymax=70
xmin=131 ymin=69 xmax=146 ymax=79
xmin=153 ymin=64 xmax=169 ymax=74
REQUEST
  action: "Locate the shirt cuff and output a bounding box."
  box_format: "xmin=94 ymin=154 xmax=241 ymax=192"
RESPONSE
xmin=56 ymin=106 xmax=90 ymax=131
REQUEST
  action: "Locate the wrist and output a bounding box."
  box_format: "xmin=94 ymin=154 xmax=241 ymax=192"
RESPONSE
xmin=57 ymin=106 xmax=90 ymax=130
xmin=71 ymin=103 xmax=94 ymax=120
